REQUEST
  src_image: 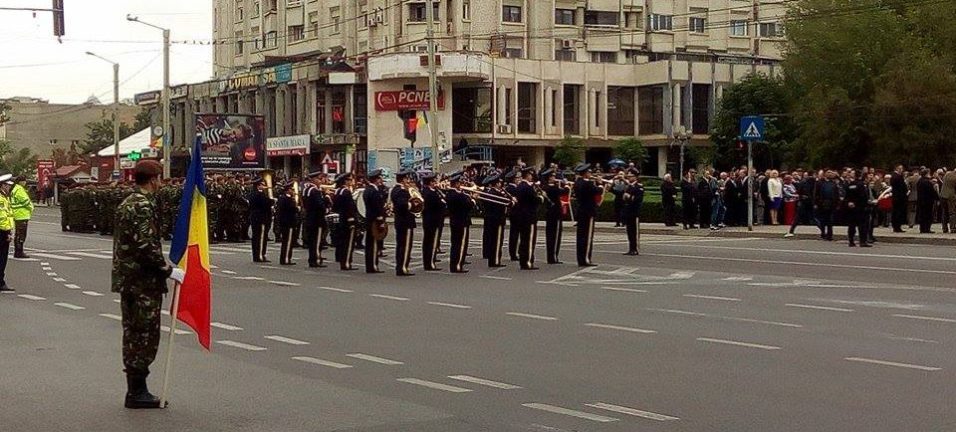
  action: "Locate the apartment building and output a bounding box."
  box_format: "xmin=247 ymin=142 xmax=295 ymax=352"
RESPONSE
xmin=165 ymin=0 xmax=786 ymax=176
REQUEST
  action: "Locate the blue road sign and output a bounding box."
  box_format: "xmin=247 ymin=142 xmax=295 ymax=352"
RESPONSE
xmin=740 ymin=116 xmax=765 ymax=141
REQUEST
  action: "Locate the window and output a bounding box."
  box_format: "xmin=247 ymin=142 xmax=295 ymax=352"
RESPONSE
xmin=452 ymin=87 xmax=492 ymax=133
xmin=503 ymin=48 xmax=523 ymax=58
xmin=289 ymin=25 xmax=304 ymax=42
xmin=502 ymin=5 xmax=522 ymax=23
xmin=359 ymin=4 xmax=368 ymax=28
xmin=308 ymin=12 xmax=319 ymax=36
xmin=517 ymin=82 xmax=537 ymax=134
xmin=251 ymin=26 xmax=260 ymax=49
xmin=330 ymin=7 xmax=341 ymax=33
xmin=555 ymin=9 xmax=575 ymax=25
xmin=692 ymin=84 xmax=711 ymax=135
xmin=463 ymin=0 xmax=471 ymax=20
xmin=607 ymin=87 xmax=635 ymax=136
xmin=638 ymin=85 xmax=664 ymax=135
xmin=730 ymin=20 xmax=748 ymax=36
xmin=563 ymin=85 xmax=581 ymax=135
xmin=504 ymin=88 xmax=513 ymax=126
xmin=354 ymin=86 xmax=368 ymax=134
xmin=331 ymin=89 xmax=346 ymax=133
xmin=315 ymin=90 xmax=326 ymax=134
xmin=689 ymin=17 xmax=706 ymax=33
xmin=555 ymin=49 xmax=576 ymax=61
xmin=236 ymin=7 xmax=244 ymax=21
xmin=590 ymin=51 xmax=617 ymax=63
xmin=550 ymin=89 xmax=557 ymax=127
xmin=648 ymin=14 xmax=673 ymax=31
xmin=408 ymin=2 xmax=439 ymax=22
xmin=235 ymin=31 xmax=244 ymax=55
xmin=625 ymin=12 xmax=642 ymax=29
xmin=265 ymin=30 xmax=278 ymax=48
xmin=584 ymin=11 xmax=618 ymax=26
xmin=253 ymin=1 xmax=260 ymax=16
xmin=759 ymin=22 xmax=781 ymax=37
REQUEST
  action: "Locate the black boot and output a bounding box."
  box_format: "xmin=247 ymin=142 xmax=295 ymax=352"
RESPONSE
xmin=125 ymin=374 xmax=162 ymax=409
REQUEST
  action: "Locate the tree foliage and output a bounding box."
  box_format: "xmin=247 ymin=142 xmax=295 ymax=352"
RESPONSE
xmin=710 ymin=73 xmax=796 ymax=170
xmin=613 ymin=138 xmax=649 ymax=165
xmin=133 ymin=107 xmax=154 ymax=132
xmin=0 ymin=101 xmax=10 ymax=127
xmin=552 ymin=136 xmax=585 ymax=168
xmin=82 ymin=118 xmax=135 ymax=155
xmin=0 ymin=139 xmax=37 ymax=177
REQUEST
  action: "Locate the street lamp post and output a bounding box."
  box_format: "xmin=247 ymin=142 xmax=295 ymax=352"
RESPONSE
xmin=127 ymin=15 xmax=171 ymax=178
xmin=674 ymin=127 xmax=692 ymax=179
xmin=86 ymin=52 xmax=119 ymax=178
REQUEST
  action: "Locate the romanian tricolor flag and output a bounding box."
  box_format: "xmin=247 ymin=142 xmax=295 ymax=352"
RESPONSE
xmin=169 ymin=136 xmax=212 ymax=350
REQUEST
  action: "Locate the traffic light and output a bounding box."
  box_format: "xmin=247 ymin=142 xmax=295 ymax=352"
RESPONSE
xmin=52 ymin=0 xmax=65 ymax=37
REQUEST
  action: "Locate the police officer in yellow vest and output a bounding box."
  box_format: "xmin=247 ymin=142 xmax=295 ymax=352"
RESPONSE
xmin=10 ymin=176 xmax=34 ymax=259
xmin=0 ymin=173 xmax=16 ymax=292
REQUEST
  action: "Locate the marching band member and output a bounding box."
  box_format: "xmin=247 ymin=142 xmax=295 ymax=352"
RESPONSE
xmin=514 ymin=167 xmax=540 ymax=270
xmin=391 ymin=169 xmax=416 ymax=276
xmin=248 ymin=177 xmax=273 ymax=263
xmin=276 ymin=183 xmax=298 ymax=265
xmin=573 ymin=163 xmax=604 ymax=267
xmin=420 ymin=173 xmax=445 ymax=271
xmin=377 ymin=176 xmax=390 ymax=258
xmin=541 ymin=169 xmax=569 ymax=264
xmin=332 ymin=173 xmax=358 ymax=271
xmin=363 ymin=169 xmax=386 ymax=273
xmin=623 ymin=168 xmax=645 ymax=256
xmin=504 ymin=170 xmax=520 ymax=261
xmin=301 ymin=171 xmax=328 ymax=268
xmin=481 ymin=173 xmax=509 ymax=268
xmin=445 ymin=172 xmax=474 ymax=273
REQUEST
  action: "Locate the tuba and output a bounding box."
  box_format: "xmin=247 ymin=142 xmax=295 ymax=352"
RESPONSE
xmin=408 ymin=186 xmax=425 ymax=217
xmin=261 ymin=169 xmax=275 ymax=200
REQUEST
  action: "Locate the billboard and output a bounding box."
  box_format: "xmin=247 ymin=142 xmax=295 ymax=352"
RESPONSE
xmin=374 ymin=90 xmax=445 ymax=111
xmin=37 ymin=160 xmax=55 ymax=187
xmin=195 ymin=114 xmax=266 ymax=169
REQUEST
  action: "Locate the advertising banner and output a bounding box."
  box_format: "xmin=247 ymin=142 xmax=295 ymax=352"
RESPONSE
xmin=195 ymin=114 xmax=266 ymax=169
xmin=374 ymin=90 xmax=445 ymax=111
xmin=266 ymin=134 xmax=310 ymax=157
xmin=37 ymin=160 xmax=54 ymax=187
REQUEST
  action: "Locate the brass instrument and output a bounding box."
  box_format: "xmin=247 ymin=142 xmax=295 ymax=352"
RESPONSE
xmin=261 ymin=169 xmax=275 ymax=200
xmin=408 ymin=186 xmax=425 ymax=216
xmin=292 ymin=181 xmax=301 ymax=207
xmin=460 ymin=184 xmax=513 ymax=207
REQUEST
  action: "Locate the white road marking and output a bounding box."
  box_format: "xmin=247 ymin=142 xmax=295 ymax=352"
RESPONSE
xmin=585 ymin=402 xmax=680 ymax=421
xmin=42 ymin=267 xmax=52 ymax=271
xmin=892 ymin=314 xmax=956 ymax=323
xmin=233 ymin=276 xmax=265 ymax=281
xmin=844 ymin=357 xmax=940 ymax=371
xmin=480 ymin=275 xmax=512 ymax=281
xmin=683 ymin=294 xmax=741 ymax=302
xmin=317 ymin=286 xmax=353 ymax=293
xmin=54 ymin=302 xmax=85 ymax=310
xmin=650 ymin=308 xmax=803 ymax=328
xmin=506 ymin=312 xmax=558 ymax=321
xmin=369 ymin=294 xmax=410 ymax=301
xmin=45 ymin=272 xmax=57 ymax=276
xmin=264 ymin=335 xmax=310 ymax=345
xmin=269 ymin=281 xmax=301 ymax=287
xmin=53 ymin=278 xmax=66 ymax=282
xmin=722 ymin=276 xmax=753 ymax=281
xmin=426 ymin=301 xmax=472 ymax=309
xmin=211 ymin=246 xmax=250 ymax=253
xmin=207 ymin=250 xmax=234 ymax=255
xmin=112 ymin=299 xmax=120 ymax=303
xmin=447 ymin=375 xmax=522 ymax=390
xmin=786 ymin=303 xmax=854 ymax=312
xmin=11 ymin=257 xmax=39 ymax=262
xmin=292 ymin=356 xmax=353 ymax=369
xmin=522 ymin=403 xmax=618 ymax=423
xmin=67 ymin=252 xmax=112 ymax=260
xmin=161 ymin=310 xmax=170 ymax=316
xmin=667 ymin=271 xmax=696 ymax=279
xmin=600 ymin=286 xmax=649 ymax=293
xmin=211 ymin=322 xmax=243 ymax=331
xmin=220 ymin=270 xmax=237 ymax=275
xmin=99 ymin=313 xmax=122 ymax=320
xmin=161 ymin=326 xmax=192 ymax=335
xmin=645 ymin=253 xmax=956 ymax=277
xmin=64 ymin=284 xmax=80 ymax=290
xmin=216 ymin=340 xmax=267 ymax=351
xmin=346 ymin=353 xmax=404 ymax=365
xmin=40 ymin=262 xmax=50 ymax=265
xmin=81 ymin=291 xmax=104 ymax=297
xmin=17 ymin=294 xmax=46 ymax=301
xmin=585 ymin=323 xmax=657 ymax=334
xmin=397 ymin=378 xmax=473 ymax=393
xmin=667 ymin=244 xmax=956 ymax=262
xmin=697 ymin=337 xmax=781 ymax=351
xmin=31 ymin=252 xmax=81 ymax=261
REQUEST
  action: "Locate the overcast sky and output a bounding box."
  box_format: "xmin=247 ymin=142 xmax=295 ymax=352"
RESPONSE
xmin=0 ymin=0 xmax=214 ymax=104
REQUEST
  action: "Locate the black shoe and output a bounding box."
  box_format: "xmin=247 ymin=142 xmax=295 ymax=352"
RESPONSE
xmin=490 ymin=264 xmax=507 ymax=268
xmin=125 ymin=375 xmax=162 ymax=409
xmin=309 ymin=263 xmax=327 ymax=268
xmin=0 ymin=285 xmax=14 ymax=292
xmin=509 ymin=257 xmax=518 ymax=261
xmin=366 ymin=270 xmax=385 ymax=274
xmin=397 ymin=272 xmax=416 ymax=277
xmin=624 ymin=251 xmax=639 ymax=256
xmin=463 ymin=261 xmax=473 ymax=265
xmin=547 ymin=260 xmax=563 ymax=264
xmin=260 ymin=259 xmax=272 ymax=263
xmin=848 ymin=243 xmax=856 ymax=247
xmin=579 ymin=263 xmax=598 ymax=267
xmin=13 ymin=253 xmax=29 ymax=259
xmin=341 ymin=266 xmax=356 ymax=271
xmin=451 ymin=269 xmax=469 ymax=274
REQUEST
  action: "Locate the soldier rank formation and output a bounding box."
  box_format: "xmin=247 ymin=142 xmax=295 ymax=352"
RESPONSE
xmin=61 ymin=163 xmax=645 ymax=274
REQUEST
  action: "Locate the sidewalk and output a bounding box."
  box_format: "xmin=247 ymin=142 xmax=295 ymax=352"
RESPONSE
xmin=468 ymin=218 xmax=956 ymax=246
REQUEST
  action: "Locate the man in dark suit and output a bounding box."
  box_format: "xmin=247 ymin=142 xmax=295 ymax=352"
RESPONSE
xmin=363 ymin=169 xmax=386 ymax=273
xmin=301 ymin=171 xmax=329 ymax=268
xmin=514 ymin=167 xmax=541 ymax=270
xmin=331 ymin=173 xmax=358 ymax=270
xmin=420 ymin=173 xmax=445 ymax=271
xmin=445 ymin=172 xmax=475 ymax=273
xmin=541 ymin=169 xmax=569 ymax=264
xmin=573 ymin=163 xmax=604 ymax=267
xmin=276 ymin=183 xmax=299 ymax=265
xmin=391 ymin=169 xmax=417 ymax=276
xmin=623 ymin=169 xmax=645 ymax=255
xmin=680 ymin=169 xmax=698 ymax=229
xmin=248 ymin=177 xmax=273 ymax=263
xmin=481 ymin=174 xmax=509 ymax=268
xmin=504 ymin=170 xmax=520 ymax=261
xmin=661 ymin=174 xmax=677 ymax=227
xmin=916 ymin=168 xmax=939 ymax=233
xmin=890 ymin=164 xmax=908 ymax=232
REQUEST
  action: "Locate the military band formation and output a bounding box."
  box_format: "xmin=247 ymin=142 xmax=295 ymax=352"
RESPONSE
xmin=62 ymin=163 xmax=646 ymax=275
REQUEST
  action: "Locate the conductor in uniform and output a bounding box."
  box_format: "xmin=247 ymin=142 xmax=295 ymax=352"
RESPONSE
xmin=541 ymin=169 xmax=569 ymax=264
xmin=420 ymin=172 xmax=445 ymax=271
xmin=301 ymin=171 xmax=328 ymax=268
xmin=112 ymin=160 xmax=185 ymax=409
xmin=514 ymin=167 xmax=541 ymax=270
xmin=573 ymin=163 xmax=604 ymax=267
xmin=623 ymin=169 xmax=645 ymax=255
xmin=332 ymin=173 xmax=358 ymax=270
xmin=276 ymin=183 xmax=298 ymax=265
xmin=363 ymin=169 xmax=386 ymax=273
xmin=248 ymin=177 xmax=273 ymax=263
xmin=391 ymin=169 xmax=416 ymax=276
xmin=445 ymin=172 xmax=474 ymax=273
xmin=481 ymin=173 xmax=509 ymax=268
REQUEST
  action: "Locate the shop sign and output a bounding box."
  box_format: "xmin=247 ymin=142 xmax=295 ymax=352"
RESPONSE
xmin=374 ymin=90 xmax=445 ymax=111
xmin=222 ymin=63 xmax=294 ymax=92
xmin=266 ymin=134 xmax=310 ymax=156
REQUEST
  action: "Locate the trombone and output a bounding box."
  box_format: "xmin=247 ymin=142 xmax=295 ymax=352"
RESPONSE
xmin=460 ymin=184 xmax=513 ymax=207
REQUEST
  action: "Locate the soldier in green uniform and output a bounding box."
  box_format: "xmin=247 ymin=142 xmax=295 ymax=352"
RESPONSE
xmin=112 ymin=160 xmax=184 ymax=409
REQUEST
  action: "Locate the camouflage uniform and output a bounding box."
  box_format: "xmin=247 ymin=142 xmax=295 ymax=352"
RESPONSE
xmin=111 ymin=188 xmax=171 ymax=378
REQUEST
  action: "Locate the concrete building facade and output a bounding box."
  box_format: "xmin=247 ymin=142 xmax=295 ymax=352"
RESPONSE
xmin=164 ymin=0 xmax=786 ymax=176
xmin=0 ymin=96 xmax=140 ymax=156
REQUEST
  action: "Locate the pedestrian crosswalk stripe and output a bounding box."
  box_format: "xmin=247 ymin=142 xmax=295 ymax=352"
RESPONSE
xmin=99 ymin=313 xmax=122 ymax=320
xmin=292 ymin=356 xmax=352 ymax=369
xmin=211 ymin=322 xmax=243 ymax=331
xmin=264 ymin=335 xmax=310 ymax=345
xmin=585 ymin=402 xmax=679 ymax=421
xmin=17 ymin=294 xmax=46 ymax=301
xmin=447 ymin=375 xmax=522 ymax=390
xmin=30 ymin=252 xmax=81 ymax=261
xmin=522 ymin=403 xmax=618 ymax=422
xmin=67 ymin=252 xmax=112 ymax=260
xmin=346 ymin=353 xmax=404 ymax=365
xmin=397 ymin=378 xmax=473 ymax=393
xmin=82 ymin=291 xmax=104 ymax=297
xmin=54 ymin=302 xmax=85 ymax=311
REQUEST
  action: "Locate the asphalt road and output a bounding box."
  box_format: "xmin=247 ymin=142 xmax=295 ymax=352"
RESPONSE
xmin=3 ymin=207 xmax=956 ymax=432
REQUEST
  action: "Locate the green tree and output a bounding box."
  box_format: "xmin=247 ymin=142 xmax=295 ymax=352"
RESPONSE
xmin=613 ymin=138 xmax=649 ymax=166
xmin=0 ymin=139 xmax=37 ymax=177
xmin=133 ymin=107 xmax=154 ymax=132
xmin=0 ymin=100 xmax=10 ymax=126
xmin=710 ymin=73 xmax=795 ymax=169
xmin=552 ymin=136 xmax=585 ymax=168
xmin=82 ymin=118 xmax=134 ymax=155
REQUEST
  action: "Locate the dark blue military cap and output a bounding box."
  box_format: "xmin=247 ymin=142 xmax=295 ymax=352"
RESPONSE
xmin=334 ymin=172 xmax=352 ymax=184
xmin=503 ymin=170 xmax=517 ymax=181
xmin=307 ymin=170 xmax=324 ymax=179
xmin=368 ymin=169 xmax=383 ymax=179
xmin=574 ymin=163 xmax=592 ymax=174
xmin=251 ymin=176 xmax=264 ymax=185
xmin=420 ymin=172 xmax=437 ymax=182
xmin=539 ymin=168 xmax=554 ymax=178
xmin=482 ymin=173 xmax=501 ymax=186
xmin=448 ymin=171 xmax=464 ymax=183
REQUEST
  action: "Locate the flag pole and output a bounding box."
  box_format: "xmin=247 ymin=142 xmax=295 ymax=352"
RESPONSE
xmin=159 ymin=280 xmax=183 ymax=408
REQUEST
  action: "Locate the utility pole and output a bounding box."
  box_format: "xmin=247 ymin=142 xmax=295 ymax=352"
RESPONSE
xmin=425 ymin=0 xmax=440 ymax=173
xmin=86 ymin=51 xmax=119 ymax=178
xmin=747 ymin=140 xmax=753 ymax=231
xmin=127 ymin=15 xmax=172 ymax=178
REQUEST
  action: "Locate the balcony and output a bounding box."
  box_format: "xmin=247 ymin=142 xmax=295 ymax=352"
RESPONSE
xmin=367 ymin=52 xmax=493 ymax=81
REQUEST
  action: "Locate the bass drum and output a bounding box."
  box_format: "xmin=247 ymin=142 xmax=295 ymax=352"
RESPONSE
xmin=353 ymin=188 xmax=367 ymax=219
xmin=326 ymin=213 xmax=342 ymax=245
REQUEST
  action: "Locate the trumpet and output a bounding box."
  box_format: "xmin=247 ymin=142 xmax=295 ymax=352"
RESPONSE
xmin=460 ymin=184 xmax=513 ymax=207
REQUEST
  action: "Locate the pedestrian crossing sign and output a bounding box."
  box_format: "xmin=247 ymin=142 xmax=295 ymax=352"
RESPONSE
xmin=739 ymin=116 xmax=765 ymax=142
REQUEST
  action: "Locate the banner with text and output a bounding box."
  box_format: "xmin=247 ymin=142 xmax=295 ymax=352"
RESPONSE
xmin=374 ymin=90 xmax=445 ymax=111
xmin=266 ymin=135 xmax=310 ymax=157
